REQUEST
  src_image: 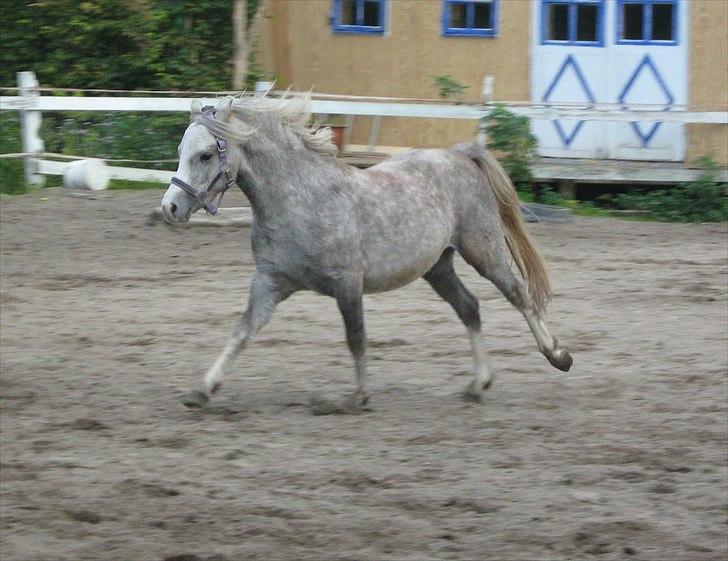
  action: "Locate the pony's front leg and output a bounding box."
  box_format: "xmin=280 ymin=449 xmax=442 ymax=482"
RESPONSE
xmin=336 ymin=285 xmax=370 ymax=406
xmin=182 ymin=272 xmax=292 ymax=408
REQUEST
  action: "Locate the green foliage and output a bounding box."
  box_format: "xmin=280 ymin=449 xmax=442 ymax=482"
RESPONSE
xmin=0 ymin=0 xmax=268 ymax=194
xmin=481 ymin=104 xmax=537 ymax=189
xmin=615 ymin=164 xmax=728 ymax=222
xmin=108 ymin=179 xmax=166 ymax=190
xmin=522 ymin=186 xmax=616 ymax=218
xmin=0 ymin=0 xmax=264 ymax=90
xmin=0 ymin=111 xmax=186 ymax=195
xmin=432 ymin=75 xmax=469 ymax=100
xmin=530 ymin=160 xmax=728 ymax=222
xmin=41 ymin=112 xmax=188 ymax=170
xmin=0 ymin=113 xmax=26 ymax=194
xmin=536 ymin=186 xmax=567 ymax=206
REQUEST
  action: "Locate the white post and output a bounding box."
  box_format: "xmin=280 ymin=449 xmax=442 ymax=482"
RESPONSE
xmin=482 ymin=74 xmax=495 ymax=104
xmin=479 ymin=74 xmax=495 ymax=146
xmin=18 ymin=71 xmax=45 ymax=188
xmin=367 ymin=115 xmax=382 ymax=152
xmin=343 ymin=114 xmax=355 ymax=149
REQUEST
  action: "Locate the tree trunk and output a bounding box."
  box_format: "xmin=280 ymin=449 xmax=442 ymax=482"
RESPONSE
xmin=232 ymin=0 xmax=268 ymax=91
xmin=231 ymin=0 xmax=247 ymax=91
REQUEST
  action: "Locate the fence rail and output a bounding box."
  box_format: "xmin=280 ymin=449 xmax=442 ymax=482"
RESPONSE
xmin=1 ymin=71 xmax=727 ymax=188
xmin=2 ymin=92 xmax=726 ymax=124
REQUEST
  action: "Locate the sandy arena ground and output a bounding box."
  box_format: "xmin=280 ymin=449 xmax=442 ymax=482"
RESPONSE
xmin=1 ymin=188 xmax=726 ymax=561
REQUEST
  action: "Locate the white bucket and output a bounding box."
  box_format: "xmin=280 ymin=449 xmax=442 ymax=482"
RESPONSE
xmin=63 ymin=159 xmax=111 ymax=191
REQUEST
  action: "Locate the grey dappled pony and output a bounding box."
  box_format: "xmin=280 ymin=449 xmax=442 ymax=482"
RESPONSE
xmin=160 ymin=95 xmax=573 ymax=410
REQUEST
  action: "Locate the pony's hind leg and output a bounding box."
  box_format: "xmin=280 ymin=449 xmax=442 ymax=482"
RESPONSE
xmin=458 ymin=237 xmax=573 ymax=372
xmin=424 ymin=248 xmax=494 ymax=400
xmin=182 ymin=272 xmax=293 ymax=408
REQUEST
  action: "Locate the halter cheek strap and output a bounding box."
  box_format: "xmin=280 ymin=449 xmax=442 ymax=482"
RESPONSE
xmin=170 ymin=108 xmax=238 ymax=216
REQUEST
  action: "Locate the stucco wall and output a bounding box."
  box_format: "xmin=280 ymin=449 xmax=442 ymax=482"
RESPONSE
xmin=259 ymin=0 xmax=727 ymax=163
xmin=258 ymin=0 xmax=530 ymax=149
xmin=687 ymin=0 xmax=728 ymax=165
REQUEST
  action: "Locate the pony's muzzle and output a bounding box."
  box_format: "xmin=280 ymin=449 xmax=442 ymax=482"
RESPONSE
xmin=161 ymin=200 xmax=178 ymax=223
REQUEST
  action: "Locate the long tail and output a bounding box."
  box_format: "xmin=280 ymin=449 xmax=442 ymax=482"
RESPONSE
xmin=453 ymin=142 xmax=551 ymax=312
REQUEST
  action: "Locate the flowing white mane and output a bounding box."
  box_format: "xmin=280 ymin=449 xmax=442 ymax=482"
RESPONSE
xmin=191 ymin=93 xmax=336 ymax=156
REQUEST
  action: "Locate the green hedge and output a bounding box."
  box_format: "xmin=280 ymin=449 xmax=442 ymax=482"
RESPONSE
xmin=615 ymin=162 xmax=728 ymax=222
xmin=1 ymin=111 xmax=189 ymax=194
xmin=0 ymin=113 xmax=25 ymax=194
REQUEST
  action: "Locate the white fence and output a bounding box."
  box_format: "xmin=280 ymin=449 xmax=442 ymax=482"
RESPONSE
xmin=1 ymin=71 xmax=726 ymax=187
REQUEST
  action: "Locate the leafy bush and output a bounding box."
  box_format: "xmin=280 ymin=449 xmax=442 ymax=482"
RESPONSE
xmin=616 ymin=160 xmax=727 ymax=222
xmin=536 ymin=186 xmax=567 ymax=206
xmin=0 ymin=0 xmax=270 ymax=195
xmin=42 ymin=112 xmax=188 ymax=170
xmin=0 ymin=0 xmax=260 ymax=91
xmin=481 ymin=104 xmax=537 ymax=190
xmin=1 ymin=111 xmax=187 ymax=195
xmin=0 ymin=113 xmax=26 ymax=194
xmin=432 ymin=75 xmax=469 ymax=100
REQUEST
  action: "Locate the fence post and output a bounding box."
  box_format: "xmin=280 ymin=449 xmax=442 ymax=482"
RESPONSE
xmin=17 ymin=71 xmax=45 ymax=188
xmin=482 ymin=74 xmax=495 ymax=104
xmin=367 ymin=115 xmax=382 ymax=152
xmin=478 ymin=74 xmax=495 ymax=146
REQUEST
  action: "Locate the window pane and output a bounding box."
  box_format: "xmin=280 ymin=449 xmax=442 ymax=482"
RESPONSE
xmin=576 ymin=4 xmax=597 ymax=42
xmin=340 ymin=0 xmax=356 ymax=25
xmin=363 ymin=0 xmax=381 ymax=26
xmin=547 ymin=4 xmax=569 ymax=41
xmin=473 ymin=2 xmax=493 ymax=30
xmin=449 ymin=2 xmax=468 ymax=28
xmin=622 ymin=3 xmax=644 ymax=40
xmin=652 ymin=3 xmax=674 ymax=40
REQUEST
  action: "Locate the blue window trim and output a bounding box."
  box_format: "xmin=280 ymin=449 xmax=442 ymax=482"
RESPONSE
xmin=540 ymin=0 xmax=604 ymax=47
xmin=442 ymin=0 xmax=499 ymax=38
xmin=616 ymin=0 xmax=679 ymax=45
xmin=331 ymin=0 xmax=386 ymax=35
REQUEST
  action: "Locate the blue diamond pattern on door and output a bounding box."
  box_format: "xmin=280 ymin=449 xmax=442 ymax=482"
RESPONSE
xmin=542 ymin=55 xmax=597 ymax=147
xmin=617 ymin=54 xmax=676 ymax=148
xmin=531 ymin=0 xmax=687 ymax=161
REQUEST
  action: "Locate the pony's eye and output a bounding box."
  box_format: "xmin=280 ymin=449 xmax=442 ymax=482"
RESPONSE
xmin=200 ymin=153 xmax=214 ymax=162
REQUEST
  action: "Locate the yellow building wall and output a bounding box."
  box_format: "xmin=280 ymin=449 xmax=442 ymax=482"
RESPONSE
xmin=259 ymin=0 xmax=727 ymax=164
xmin=258 ymin=0 xmax=531 ymax=149
xmin=687 ymin=0 xmax=728 ymax=166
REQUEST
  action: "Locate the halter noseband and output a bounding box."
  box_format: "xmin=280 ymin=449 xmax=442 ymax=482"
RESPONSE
xmin=170 ymin=106 xmax=237 ymax=216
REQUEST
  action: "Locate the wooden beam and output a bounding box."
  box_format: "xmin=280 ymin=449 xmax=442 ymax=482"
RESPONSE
xmin=2 ymin=94 xmax=726 ymax=123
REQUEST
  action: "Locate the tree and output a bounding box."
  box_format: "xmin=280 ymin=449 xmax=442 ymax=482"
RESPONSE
xmin=231 ymin=0 xmax=268 ymax=91
xmin=0 ymin=0 xmax=265 ymax=91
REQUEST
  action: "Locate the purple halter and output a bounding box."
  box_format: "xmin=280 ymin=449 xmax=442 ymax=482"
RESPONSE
xmin=170 ymin=106 xmax=236 ymax=216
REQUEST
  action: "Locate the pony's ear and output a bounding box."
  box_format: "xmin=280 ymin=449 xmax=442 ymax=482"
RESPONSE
xmin=190 ymin=100 xmax=203 ymax=115
xmin=216 ymin=97 xmax=235 ymax=122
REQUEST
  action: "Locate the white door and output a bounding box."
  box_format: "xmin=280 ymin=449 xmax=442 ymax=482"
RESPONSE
xmin=530 ymin=0 xmax=687 ymax=161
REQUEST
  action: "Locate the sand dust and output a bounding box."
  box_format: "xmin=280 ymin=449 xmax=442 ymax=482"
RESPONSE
xmin=1 ymin=188 xmax=726 ymax=560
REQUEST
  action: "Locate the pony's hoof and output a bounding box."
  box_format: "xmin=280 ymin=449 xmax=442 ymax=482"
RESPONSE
xmin=181 ymin=389 xmax=209 ymax=408
xmin=309 ymin=395 xmax=345 ymax=416
xmin=548 ymin=349 xmax=573 ymax=372
xmin=462 ymin=378 xmax=493 ymax=402
xmin=345 ymin=390 xmax=371 ymax=408
xmin=309 ymin=392 xmax=372 ymax=416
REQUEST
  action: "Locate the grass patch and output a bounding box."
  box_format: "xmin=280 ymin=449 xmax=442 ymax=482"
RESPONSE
xmin=521 ymin=171 xmax=727 ymax=222
xmin=521 ymin=187 xmax=614 ymax=218
xmin=0 ymin=113 xmax=25 ymax=195
xmin=108 ymin=180 xmax=167 ymax=191
xmin=613 ymin=163 xmax=727 ymax=222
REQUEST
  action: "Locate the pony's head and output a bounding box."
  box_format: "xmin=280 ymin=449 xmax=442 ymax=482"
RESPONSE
xmin=161 ymin=98 xmax=253 ymax=223
xmin=161 ymin=94 xmax=336 ymax=223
